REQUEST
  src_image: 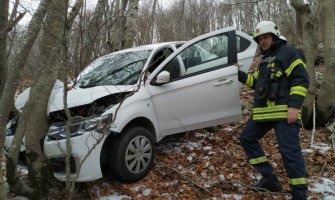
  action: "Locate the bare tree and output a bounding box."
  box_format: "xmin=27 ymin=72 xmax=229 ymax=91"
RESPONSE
xmin=59 ymin=0 xmax=85 ymax=195
xmin=110 ymin=0 xmax=122 ymax=51
xmin=0 ymin=0 xmax=9 ymax=101
xmin=316 ymin=0 xmax=335 ymax=125
xmin=148 ymin=0 xmax=158 ymax=43
xmin=0 ymin=0 xmax=48 ymax=198
xmin=19 ymin=0 xmax=67 ymax=198
xmin=122 ymin=0 xmax=140 ymax=48
xmin=0 ymin=0 xmax=26 ymax=98
xmin=291 ymin=0 xmax=319 ymax=126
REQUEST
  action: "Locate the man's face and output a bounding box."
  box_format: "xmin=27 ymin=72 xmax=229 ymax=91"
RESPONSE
xmin=258 ymin=33 xmax=273 ymax=51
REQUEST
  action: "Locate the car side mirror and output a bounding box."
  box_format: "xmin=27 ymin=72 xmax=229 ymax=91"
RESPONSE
xmin=151 ymin=71 xmax=170 ymax=86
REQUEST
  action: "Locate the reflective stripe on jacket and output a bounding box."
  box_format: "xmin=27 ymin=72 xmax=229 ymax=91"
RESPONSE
xmin=238 ymin=40 xmax=310 ymax=122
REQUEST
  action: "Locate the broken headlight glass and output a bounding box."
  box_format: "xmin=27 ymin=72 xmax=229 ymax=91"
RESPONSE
xmin=47 ymin=114 xmax=112 ymax=140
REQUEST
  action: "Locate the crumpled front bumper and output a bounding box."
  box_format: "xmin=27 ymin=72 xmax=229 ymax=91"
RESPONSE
xmin=5 ymin=131 xmax=108 ymax=182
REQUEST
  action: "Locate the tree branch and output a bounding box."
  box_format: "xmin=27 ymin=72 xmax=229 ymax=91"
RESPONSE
xmin=291 ymin=0 xmax=310 ymax=13
xmin=0 ymin=11 xmax=26 ymax=37
xmin=9 ymin=0 xmax=20 ymax=22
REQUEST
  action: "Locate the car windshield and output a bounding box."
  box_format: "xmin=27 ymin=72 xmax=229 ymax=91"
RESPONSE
xmin=77 ymin=50 xmax=152 ymax=88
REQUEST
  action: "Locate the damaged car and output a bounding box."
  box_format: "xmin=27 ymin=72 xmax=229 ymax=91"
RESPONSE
xmin=5 ymin=27 xmax=257 ymax=182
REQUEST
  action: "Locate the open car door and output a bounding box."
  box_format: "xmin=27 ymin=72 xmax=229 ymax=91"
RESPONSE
xmin=147 ymin=27 xmax=243 ymax=137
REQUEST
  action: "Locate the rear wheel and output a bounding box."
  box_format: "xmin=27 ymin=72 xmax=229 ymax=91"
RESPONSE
xmin=108 ymin=126 xmax=155 ymax=182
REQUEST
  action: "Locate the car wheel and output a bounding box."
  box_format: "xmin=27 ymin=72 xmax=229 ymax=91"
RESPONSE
xmin=108 ymin=126 xmax=155 ymax=182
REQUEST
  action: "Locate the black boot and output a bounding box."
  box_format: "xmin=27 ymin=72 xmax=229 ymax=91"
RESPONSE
xmin=252 ymin=174 xmax=282 ymax=192
xmin=291 ymin=185 xmax=308 ymax=200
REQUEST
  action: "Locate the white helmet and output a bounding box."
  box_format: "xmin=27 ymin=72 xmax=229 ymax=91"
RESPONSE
xmin=253 ymin=21 xmax=281 ymax=43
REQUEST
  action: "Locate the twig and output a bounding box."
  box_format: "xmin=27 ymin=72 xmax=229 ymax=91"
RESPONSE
xmin=217 ymin=179 xmax=290 ymax=196
xmin=155 ymin=159 xmax=212 ymax=195
xmin=110 ymin=183 xmax=133 ymax=198
xmin=320 ymin=162 xmax=327 ymax=175
xmin=332 ymin=132 xmax=335 ymax=153
xmin=87 ymin=187 xmax=96 ymax=200
xmin=311 ymin=99 xmax=316 ymax=146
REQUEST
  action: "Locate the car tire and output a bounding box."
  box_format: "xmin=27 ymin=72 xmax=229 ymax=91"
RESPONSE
xmin=108 ymin=126 xmax=155 ymax=182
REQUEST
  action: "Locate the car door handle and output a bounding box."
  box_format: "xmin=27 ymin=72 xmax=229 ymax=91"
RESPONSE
xmin=213 ymin=79 xmax=233 ymax=86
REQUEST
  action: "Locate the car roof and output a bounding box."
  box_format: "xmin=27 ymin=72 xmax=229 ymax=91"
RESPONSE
xmin=115 ymin=41 xmax=186 ymax=53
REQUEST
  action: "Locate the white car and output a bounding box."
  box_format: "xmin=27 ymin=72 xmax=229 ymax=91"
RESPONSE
xmin=5 ymin=27 xmax=257 ymax=182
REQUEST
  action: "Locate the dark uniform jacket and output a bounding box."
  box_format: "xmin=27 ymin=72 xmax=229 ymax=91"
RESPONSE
xmin=238 ymin=39 xmax=310 ymax=121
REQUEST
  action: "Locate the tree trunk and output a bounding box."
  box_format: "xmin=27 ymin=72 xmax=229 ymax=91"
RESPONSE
xmin=0 ymin=1 xmax=9 ymax=196
xmin=111 ymin=0 xmax=121 ymax=52
xmin=0 ymin=0 xmax=49 ymax=197
xmin=122 ymin=0 xmax=139 ymax=48
xmin=81 ymin=0 xmax=108 ymax=67
xmin=119 ymin=0 xmax=129 ymax=49
xmin=316 ymin=0 xmax=335 ymax=125
xmin=59 ymin=0 xmax=84 ymax=194
xmin=291 ymin=0 xmax=318 ymax=127
xmin=0 ymin=0 xmax=9 ymax=99
xmin=23 ymin=0 xmax=67 ymax=198
xmin=147 ymin=0 xmax=158 ymax=44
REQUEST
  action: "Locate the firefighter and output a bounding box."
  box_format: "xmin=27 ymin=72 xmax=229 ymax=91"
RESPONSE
xmin=238 ymin=21 xmax=309 ymax=200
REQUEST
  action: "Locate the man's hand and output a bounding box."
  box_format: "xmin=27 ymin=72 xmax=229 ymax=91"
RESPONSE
xmin=235 ymin=63 xmax=241 ymax=70
xmin=287 ymin=107 xmax=300 ymax=123
xmin=67 ymin=85 xmax=76 ymax=91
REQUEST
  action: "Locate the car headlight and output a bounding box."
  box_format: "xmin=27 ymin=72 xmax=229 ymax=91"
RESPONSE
xmin=47 ymin=114 xmax=112 ymax=140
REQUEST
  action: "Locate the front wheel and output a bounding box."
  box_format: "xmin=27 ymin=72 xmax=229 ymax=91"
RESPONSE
xmin=108 ymin=126 xmax=155 ymax=182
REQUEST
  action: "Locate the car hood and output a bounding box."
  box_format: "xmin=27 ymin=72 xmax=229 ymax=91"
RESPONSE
xmin=15 ymin=80 xmax=134 ymax=114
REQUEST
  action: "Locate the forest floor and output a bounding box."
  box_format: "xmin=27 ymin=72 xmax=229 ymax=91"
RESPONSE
xmin=84 ymin=117 xmax=334 ymax=200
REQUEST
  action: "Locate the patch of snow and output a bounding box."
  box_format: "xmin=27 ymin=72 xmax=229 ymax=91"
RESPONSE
xmin=143 ymin=188 xmax=152 ymax=196
xmin=310 ymin=178 xmax=335 ymax=194
xmin=18 ymin=167 xmax=29 ymax=175
xmin=203 ymin=146 xmax=212 ymax=150
xmin=187 ymin=155 xmax=193 ymax=161
xmin=222 ymin=127 xmax=233 ymax=132
xmin=302 ymin=149 xmax=314 ymax=154
xmin=131 ymin=185 xmax=144 ymax=191
xmin=233 ymin=183 xmax=241 ymax=187
xmin=310 ymin=143 xmax=331 ymax=153
xmin=222 ymin=194 xmax=242 ymax=200
xmin=99 ymin=194 xmax=131 ymax=200
xmin=219 ymin=174 xmax=225 ymax=181
xmin=188 ymin=142 xmax=201 ymax=150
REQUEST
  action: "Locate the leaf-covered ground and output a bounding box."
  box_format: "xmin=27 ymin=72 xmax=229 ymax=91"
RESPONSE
xmin=84 ymin=87 xmax=335 ymax=200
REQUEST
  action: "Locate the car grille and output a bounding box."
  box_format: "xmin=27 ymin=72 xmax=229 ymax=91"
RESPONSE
xmin=4 ymin=150 xmax=77 ymax=174
xmin=49 ymin=156 xmax=77 ymax=174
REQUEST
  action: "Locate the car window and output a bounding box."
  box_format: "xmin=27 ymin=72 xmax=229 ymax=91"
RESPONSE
xmin=237 ymin=35 xmax=251 ymax=53
xmin=183 ymin=33 xmax=229 ymax=75
xmin=148 ymin=48 xmax=174 ymax=73
xmin=157 ymin=31 xmax=236 ymax=82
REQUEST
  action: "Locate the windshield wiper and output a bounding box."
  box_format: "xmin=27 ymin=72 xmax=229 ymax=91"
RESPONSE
xmin=78 ymin=84 xmax=99 ymax=88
